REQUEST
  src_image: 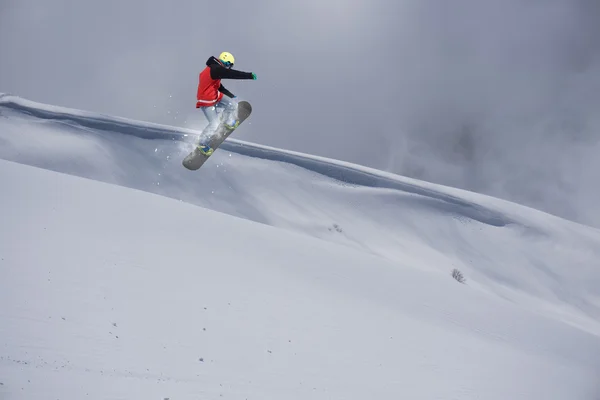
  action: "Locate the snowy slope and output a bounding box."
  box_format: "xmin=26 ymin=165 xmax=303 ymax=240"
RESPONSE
xmin=1 ymin=94 xmax=600 ymax=398
xmin=1 ymin=159 xmax=599 ymax=400
xmin=1 ymin=93 xmax=599 ymax=335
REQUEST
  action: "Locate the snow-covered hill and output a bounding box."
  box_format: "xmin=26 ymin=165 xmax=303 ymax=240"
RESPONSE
xmin=1 ymin=94 xmax=599 ymax=399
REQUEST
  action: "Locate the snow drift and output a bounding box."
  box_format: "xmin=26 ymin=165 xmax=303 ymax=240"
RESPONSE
xmin=1 ymin=93 xmax=599 ymax=399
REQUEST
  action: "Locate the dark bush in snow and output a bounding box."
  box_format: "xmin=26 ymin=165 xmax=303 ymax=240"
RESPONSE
xmin=452 ymin=268 xmax=466 ymax=284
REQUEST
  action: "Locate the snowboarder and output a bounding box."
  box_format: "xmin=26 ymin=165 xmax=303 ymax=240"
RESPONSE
xmin=195 ymin=51 xmax=256 ymax=155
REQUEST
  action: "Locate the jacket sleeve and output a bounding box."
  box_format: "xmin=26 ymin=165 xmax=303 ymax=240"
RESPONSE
xmin=219 ymin=84 xmax=235 ymax=98
xmin=210 ymin=64 xmax=254 ymax=80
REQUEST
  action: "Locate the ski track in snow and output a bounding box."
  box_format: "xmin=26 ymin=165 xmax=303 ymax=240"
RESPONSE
xmin=1 ymin=93 xmax=600 ymax=399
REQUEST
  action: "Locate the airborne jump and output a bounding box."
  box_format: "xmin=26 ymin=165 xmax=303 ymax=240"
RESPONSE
xmin=182 ymin=51 xmax=257 ymax=170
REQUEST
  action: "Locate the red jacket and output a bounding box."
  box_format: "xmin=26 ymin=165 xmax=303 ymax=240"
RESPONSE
xmin=196 ymin=66 xmax=223 ymax=108
xmin=196 ymin=56 xmax=255 ymax=108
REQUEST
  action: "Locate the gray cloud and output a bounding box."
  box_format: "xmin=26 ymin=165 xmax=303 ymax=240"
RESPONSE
xmin=1 ymin=0 xmax=599 ymax=226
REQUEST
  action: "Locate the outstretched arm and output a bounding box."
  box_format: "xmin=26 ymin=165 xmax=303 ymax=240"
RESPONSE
xmin=210 ymin=64 xmax=255 ymax=80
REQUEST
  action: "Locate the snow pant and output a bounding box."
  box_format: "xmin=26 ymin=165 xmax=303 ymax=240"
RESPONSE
xmin=199 ymin=96 xmax=237 ymax=137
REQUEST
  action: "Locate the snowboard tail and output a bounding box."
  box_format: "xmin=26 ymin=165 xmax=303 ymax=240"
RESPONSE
xmin=182 ymin=101 xmax=252 ymax=171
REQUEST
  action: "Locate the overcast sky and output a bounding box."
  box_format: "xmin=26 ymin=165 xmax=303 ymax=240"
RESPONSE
xmin=1 ymin=0 xmax=600 ymax=227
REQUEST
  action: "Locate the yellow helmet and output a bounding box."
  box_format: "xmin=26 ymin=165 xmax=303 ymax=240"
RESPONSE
xmin=218 ymin=51 xmax=235 ymax=67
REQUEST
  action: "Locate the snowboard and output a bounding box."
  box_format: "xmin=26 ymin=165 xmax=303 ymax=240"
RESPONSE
xmin=182 ymin=100 xmax=252 ymax=171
